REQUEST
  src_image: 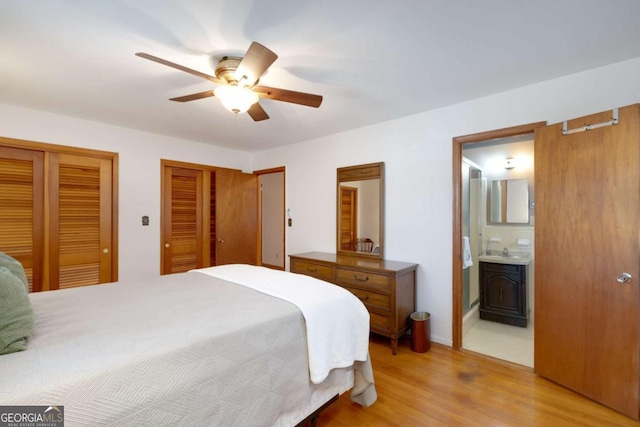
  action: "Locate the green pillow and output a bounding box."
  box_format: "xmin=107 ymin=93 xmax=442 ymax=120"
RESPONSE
xmin=0 ymin=266 xmax=34 ymax=355
xmin=0 ymin=252 xmax=28 ymax=293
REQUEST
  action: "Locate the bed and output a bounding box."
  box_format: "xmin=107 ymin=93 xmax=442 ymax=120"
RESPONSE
xmin=0 ymin=264 xmax=376 ymax=426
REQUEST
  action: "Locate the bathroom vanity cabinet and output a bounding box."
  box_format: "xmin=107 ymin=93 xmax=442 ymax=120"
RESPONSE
xmin=479 ymin=261 xmax=528 ymax=327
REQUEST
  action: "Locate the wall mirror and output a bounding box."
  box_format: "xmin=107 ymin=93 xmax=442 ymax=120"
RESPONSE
xmin=488 ymin=178 xmax=529 ymax=224
xmin=337 ymin=162 xmax=384 ymax=259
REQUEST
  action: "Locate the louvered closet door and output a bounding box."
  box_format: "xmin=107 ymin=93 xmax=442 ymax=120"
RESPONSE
xmin=0 ymin=147 xmax=44 ymax=292
xmin=49 ymin=153 xmax=113 ymax=289
xmin=162 ymin=167 xmax=205 ymax=274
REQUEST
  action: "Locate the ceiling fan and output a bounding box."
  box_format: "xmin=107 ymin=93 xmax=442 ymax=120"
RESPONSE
xmin=136 ymin=42 xmax=323 ymax=121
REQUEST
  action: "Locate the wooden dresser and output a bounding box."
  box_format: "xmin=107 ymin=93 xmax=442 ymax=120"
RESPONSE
xmin=290 ymin=252 xmax=417 ymax=354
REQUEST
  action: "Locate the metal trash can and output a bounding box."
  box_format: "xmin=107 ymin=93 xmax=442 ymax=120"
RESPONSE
xmin=410 ymin=312 xmax=431 ymax=353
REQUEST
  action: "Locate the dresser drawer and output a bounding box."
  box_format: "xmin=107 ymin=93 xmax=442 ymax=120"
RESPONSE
xmin=370 ymin=311 xmax=390 ymax=332
xmin=291 ymin=259 xmax=335 ymax=282
xmin=336 ymin=267 xmax=390 ymax=291
xmin=343 ymin=285 xmax=390 ymax=311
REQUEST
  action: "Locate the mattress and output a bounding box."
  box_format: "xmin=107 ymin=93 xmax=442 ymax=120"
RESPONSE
xmin=0 ymin=271 xmax=368 ymax=426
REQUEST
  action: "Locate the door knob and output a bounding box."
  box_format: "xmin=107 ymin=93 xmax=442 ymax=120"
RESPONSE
xmin=217 ymin=238 xmax=225 ymax=243
xmin=165 ymin=243 xmax=170 ymax=248
xmin=617 ymin=272 xmax=632 ymax=283
xmin=103 ymin=248 xmax=109 ymax=254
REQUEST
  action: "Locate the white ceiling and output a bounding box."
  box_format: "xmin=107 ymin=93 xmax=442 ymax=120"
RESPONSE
xmin=2 ymin=1 xmax=640 ymax=152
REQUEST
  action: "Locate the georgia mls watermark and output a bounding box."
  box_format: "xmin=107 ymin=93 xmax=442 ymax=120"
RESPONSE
xmin=0 ymin=406 xmax=64 ymax=427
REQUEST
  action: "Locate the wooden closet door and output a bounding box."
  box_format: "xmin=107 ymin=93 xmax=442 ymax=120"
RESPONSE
xmin=214 ymin=169 xmax=257 ymax=265
xmin=535 ymin=105 xmax=640 ymax=419
xmin=162 ymin=166 xmax=206 ymax=274
xmin=0 ymin=146 xmax=44 ymax=291
xmin=49 ymin=153 xmax=113 ymax=289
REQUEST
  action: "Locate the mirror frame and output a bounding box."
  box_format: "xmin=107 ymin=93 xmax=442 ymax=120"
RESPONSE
xmin=336 ymin=162 xmax=384 ymax=259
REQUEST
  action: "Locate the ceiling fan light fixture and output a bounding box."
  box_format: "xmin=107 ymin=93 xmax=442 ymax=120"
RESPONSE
xmin=214 ymin=84 xmax=259 ymax=114
xmin=137 ymin=42 xmax=322 ymax=122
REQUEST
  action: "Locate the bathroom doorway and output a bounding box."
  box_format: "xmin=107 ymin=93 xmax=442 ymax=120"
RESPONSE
xmin=255 ymin=167 xmax=286 ymax=270
xmin=452 ymin=122 xmax=545 ymax=367
xmin=462 ymin=136 xmax=534 ymax=366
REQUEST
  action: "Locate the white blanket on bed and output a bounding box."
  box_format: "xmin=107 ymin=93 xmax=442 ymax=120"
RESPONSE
xmin=1 ymin=272 xmax=366 ymax=425
xmin=192 ymin=264 xmax=370 ymax=384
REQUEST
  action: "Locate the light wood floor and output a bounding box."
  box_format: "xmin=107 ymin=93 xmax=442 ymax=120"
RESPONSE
xmin=318 ymin=335 xmax=640 ymax=426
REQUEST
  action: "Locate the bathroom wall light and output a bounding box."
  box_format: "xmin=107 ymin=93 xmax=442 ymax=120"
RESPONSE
xmin=504 ymin=158 xmax=516 ymax=169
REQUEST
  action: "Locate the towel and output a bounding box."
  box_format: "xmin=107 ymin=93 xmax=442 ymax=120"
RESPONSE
xmin=462 ymin=236 xmax=473 ymax=269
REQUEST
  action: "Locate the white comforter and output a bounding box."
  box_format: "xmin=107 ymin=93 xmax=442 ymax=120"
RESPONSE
xmin=193 ymin=265 xmax=371 ymax=384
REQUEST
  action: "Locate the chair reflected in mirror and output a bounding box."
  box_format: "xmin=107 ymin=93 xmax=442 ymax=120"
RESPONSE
xmin=354 ymin=238 xmax=374 ymax=253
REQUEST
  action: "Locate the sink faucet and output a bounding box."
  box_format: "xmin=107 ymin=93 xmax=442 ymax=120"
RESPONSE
xmin=486 ymin=241 xmax=491 ymax=255
xmin=502 ymin=247 xmax=509 ymax=256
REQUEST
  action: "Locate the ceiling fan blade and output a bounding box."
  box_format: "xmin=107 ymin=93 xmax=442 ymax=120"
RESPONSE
xmin=253 ymin=86 xmax=323 ymax=108
xmin=235 ymin=42 xmax=278 ymax=85
xmin=170 ymin=90 xmax=215 ymax=102
xmin=247 ymin=102 xmax=269 ymax=121
xmin=135 ymin=52 xmax=226 ymax=85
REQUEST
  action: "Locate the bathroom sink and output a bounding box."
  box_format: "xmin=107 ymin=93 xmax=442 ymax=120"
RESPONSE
xmin=478 ymin=252 xmax=530 ymax=265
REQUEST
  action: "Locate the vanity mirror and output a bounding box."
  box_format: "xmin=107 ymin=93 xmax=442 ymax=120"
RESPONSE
xmin=336 ymin=162 xmax=384 ymax=258
xmin=488 ymin=178 xmax=529 ymax=224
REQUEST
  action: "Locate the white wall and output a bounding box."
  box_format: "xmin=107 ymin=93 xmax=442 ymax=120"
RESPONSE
xmin=253 ymin=56 xmax=640 ymax=346
xmin=0 ymin=104 xmax=251 ymax=282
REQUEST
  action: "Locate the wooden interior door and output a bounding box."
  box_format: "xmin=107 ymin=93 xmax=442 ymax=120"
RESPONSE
xmin=49 ymin=153 xmax=113 ymax=289
xmin=162 ymin=166 xmax=205 ymax=274
xmin=214 ymin=168 xmax=258 ymax=265
xmin=0 ymin=146 xmax=44 ymax=292
xmin=535 ymin=105 xmax=640 ymax=419
xmin=339 ymin=186 xmax=357 ymax=250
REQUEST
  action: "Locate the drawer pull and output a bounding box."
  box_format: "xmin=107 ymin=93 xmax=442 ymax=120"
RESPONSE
xmin=357 ymin=294 xmax=370 ymax=301
xmin=306 ymin=267 xmax=318 ymax=273
xmin=353 ymin=274 xmax=369 ymax=282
